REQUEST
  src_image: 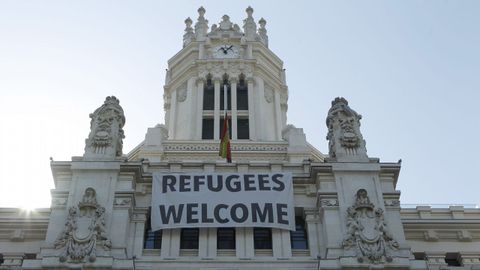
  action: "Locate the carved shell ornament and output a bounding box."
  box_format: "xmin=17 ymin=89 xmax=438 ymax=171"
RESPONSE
xmin=342 ymin=189 xmax=399 ymax=264
xmin=54 ymin=187 xmax=111 ymax=263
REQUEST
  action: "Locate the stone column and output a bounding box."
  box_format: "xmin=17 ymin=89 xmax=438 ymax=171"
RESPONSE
xmin=161 ymin=229 xmax=180 ymax=259
xmin=131 ymin=212 xmax=147 ymax=258
xmin=169 ymin=89 xmax=177 ymax=139
xmin=305 ymin=208 xmax=321 ymax=258
xmin=214 ymin=79 xmax=221 ymax=140
xmin=196 ymin=78 xmax=205 ymax=140
xmin=247 ymin=78 xmax=255 ymax=140
xmin=199 ymin=228 xmax=216 ymax=259
xmin=274 ymin=89 xmax=282 ymax=140
xmin=231 ymin=78 xmax=238 ymax=140
xmin=272 ymin=228 xmax=291 ymax=259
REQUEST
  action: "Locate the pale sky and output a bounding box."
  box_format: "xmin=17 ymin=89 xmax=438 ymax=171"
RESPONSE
xmin=0 ymin=0 xmax=479 ymax=208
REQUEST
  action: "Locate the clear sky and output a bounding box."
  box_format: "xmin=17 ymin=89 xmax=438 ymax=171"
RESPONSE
xmin=0 ymin=0 xmax=479 ymax=208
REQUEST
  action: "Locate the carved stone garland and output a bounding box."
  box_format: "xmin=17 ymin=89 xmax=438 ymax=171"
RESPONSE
xmin=55 ymin=188 xmax=111 ymax=263
xmin=342 ymin=189 xmax=399 ymax=264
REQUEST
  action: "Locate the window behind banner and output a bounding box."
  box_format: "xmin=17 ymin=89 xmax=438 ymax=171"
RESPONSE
xmin=144 ymin=210 xmax=162 ymax=249
xmin=253 ymin=227 xmax=272 ymax=249
xmin=217 ymin=228 xmax=236 ymax=250
xmin=290 ymin=216 xmax=308 ymax=250
xmin=180 ymin=228 xmax=199 ymax=249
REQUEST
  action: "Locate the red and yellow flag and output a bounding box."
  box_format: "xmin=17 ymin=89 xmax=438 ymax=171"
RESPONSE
xmin=219 ymin=112 xmax=231 ymax=163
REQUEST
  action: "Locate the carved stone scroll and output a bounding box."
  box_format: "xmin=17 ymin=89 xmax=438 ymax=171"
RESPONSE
xmin=342 ymin=189 xmax=399 ymax=264
xmin=54 ymin=188 xmax=111 ymax=263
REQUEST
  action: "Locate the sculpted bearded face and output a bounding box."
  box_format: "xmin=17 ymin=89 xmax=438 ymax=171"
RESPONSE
xmin=339 ymin=116 xmax=359 ymax=148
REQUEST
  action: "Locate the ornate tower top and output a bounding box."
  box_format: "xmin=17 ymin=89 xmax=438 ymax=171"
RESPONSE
xmin=326 ymin=97 xmax=368 ymax=162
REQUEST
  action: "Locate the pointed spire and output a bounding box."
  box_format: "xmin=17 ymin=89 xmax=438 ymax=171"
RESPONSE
xmin=195 ymin=6 xmax=209 ymax=41
xmin=243 ymin=6 xmax=257 ymax=41
xmin=183 ymin=17 xmax=195 ymax=47
xmin=258 ymin=17 xmax=268 ymax=47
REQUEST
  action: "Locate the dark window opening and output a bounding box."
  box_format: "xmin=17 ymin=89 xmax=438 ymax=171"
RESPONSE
xmin=413 ymin=252 xmax=426 ymax=260
xmin=202 ymin=118 xmax=214 ymax=139
xmin=24 ymin=254 xmax=37 ymax=260
xmin=253 ymin=227 xmax=272 ymax=249
xmin=217 ymin=228 xmax=236 ymax=250
xmin=237 ymin=118 xmax=249 ymax=139
xmin=237 ymin=77 xmax=248 ymax=110
xmin=144 ymin=211 xmax=162 ymax=249
xmin=0 ymin=254 xmax=3 ymax=265
xmin=445 ymin=253 xmax=462 ymax=266
xmin=291 ymin=216 xmax=308 ymax=249
xmin=203 ymin=76 xmax=214 ymax=110
xmin=219 ymin=117 xmax=232 ymax=139
xmin=180 ymin=228 xmax=199 ymax=249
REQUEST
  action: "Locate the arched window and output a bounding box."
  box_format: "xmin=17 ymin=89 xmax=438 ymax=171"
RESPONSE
xmin=290 ymin=216 xmax=308 ymax=249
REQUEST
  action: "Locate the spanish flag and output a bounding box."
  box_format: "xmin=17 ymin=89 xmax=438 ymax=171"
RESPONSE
xmin=219 ymin=112 xmax=232 ymax=163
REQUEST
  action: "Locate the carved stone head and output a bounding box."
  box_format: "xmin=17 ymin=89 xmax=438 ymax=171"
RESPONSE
xmin=84 ymin=96 xmax=125 ymax=160
xmin=326 ymin=97 xmax=368 ymax=162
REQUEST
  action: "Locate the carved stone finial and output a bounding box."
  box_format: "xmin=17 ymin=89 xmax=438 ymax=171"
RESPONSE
xmin=246 ymin=6 xmax=254 ymax=17
xmin=183 ymin=17 xmax=195 ymax=46
xmin=258 ymin=17 xmax=268 ymax=47
xmin=195 ymin=6 xmax=208 ymax=40
xmin=326 ymin=97 xmax=368 ymax=162
xmin=84 ymin=96 xmax=125 ymax=160
xmin=243 ymin=6 xmax=257 ymax=41
xmin=343 ymin=189 xmax=399 ymax=264
xmin=55 ymin=188 xmax=111 ymax=263
xmin=219 ymin=15 xmax=233 ymax=30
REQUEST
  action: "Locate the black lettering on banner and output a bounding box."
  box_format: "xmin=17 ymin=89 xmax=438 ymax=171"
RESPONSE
xmin=214 ymin=204 xmax=229 ymax=223
xmin=226 ymin=175 xmax=241 ymax=192
xmin=276 ymin=203 xmax=289 ymax=225
xmin=186 ymin=203 xmax=198 ymax=224
xmin=201 ymin=203 xmax=214 ymax=223
xmin=159 ymin=204 xmax=183 ymax=224
xmin=179 ymin=175 xmax=191 ymax=192
xmin=230 ymin=203 xmax=248 ymax=223
xmin=271 ymin=173 xmax=285 ymax=191
xmin=193 ymin=175 xmax=206 ymax=191
xmin=258 ymin=174 xmax=270 ymax=191
xmin=243 ymin=174 xmax=256 ymax=191
xmin=207 ymin=175 xmax=223 ymax=192
xmin=251 ymin=203 xmax=274 ymax=222
xmin=162 ymin=175 xmax=177 ymax=193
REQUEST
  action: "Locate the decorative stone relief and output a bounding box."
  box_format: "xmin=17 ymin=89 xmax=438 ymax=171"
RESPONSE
xmin=54 ymin=188 xmax=111 ymax=263
xmin=343 ymin=189 xmax=399 ymax=264
xmin=243 ymin=6 xmax=257 ymax=41
xmin=320 ymin=199 xmax=339 ymax=207
xmin=197 ymin=62 xmax=253 ymax=81
xmin=326 ymin=97 xmax=368 ymax=162
xmin=177 ymin=83 xmax=187 ymax=102
xmin=84 ymin=96 xmax=125 ymax=159
xmin=384 ymin=199 xmax=400 ymax=207
xmin=264 ymin=85 xmax=273 ymax=103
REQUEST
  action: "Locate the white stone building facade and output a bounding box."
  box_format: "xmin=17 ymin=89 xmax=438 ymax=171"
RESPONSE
xmin=1 ymin=7 xmax=480 ymax=270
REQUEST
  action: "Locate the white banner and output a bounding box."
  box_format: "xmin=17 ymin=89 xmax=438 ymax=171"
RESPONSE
xmin=151 ymin=172 xmax=295 ymax=231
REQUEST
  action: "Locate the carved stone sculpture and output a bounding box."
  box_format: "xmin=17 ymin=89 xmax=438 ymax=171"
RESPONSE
xmin=84 ymin=96 xmax=125 ymax=160
xmin=55 ymin=188 xmax=111 ymax=263
xmin=326 ymin=97 xmax=368 ymax=162
xmin=343 ymin=189 xmax=399 ymax=264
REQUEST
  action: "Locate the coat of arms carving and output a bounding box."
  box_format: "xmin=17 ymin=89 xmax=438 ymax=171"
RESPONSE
xmin=342 ymin=189 xmax=399 ymax=264
xmin=54 ymin=188 xmax=111 ymax=263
